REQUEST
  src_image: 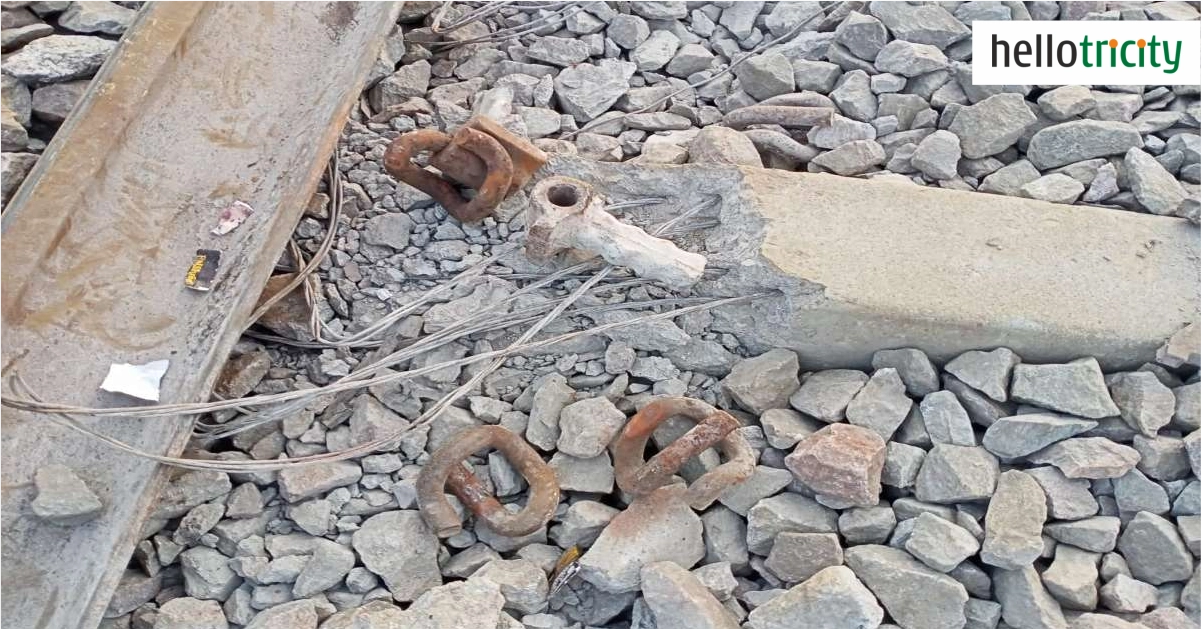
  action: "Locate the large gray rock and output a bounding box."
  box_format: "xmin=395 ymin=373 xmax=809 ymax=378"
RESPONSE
xmin=1116 ymin=512 xmax=1194 ymax=585
xmin=808 ymin=115 xmax=877 ymax=151
xmin=277 ymin=461 xmax=361 ymax=502
xmin=869 ymin=1 xmax=969 ymax=47
xmin=1026 ymin=121 xmax=1143 ymax=170
xmin=352 ymin=511 xmax=441 ymax=602
xmin=980 ymin=160 xmax=1042 ymax=197
xmin=746 ymin=492 xmax=839 ymax=555
xmin=982 ymin=413 xmax=1097 ymax=459
xmin=921 ymin=391 xmax=976 ymax=446
xmin=472 ymin=558 xmax=548 ymax=615
xmin=1041 ymin=545 xmax=1099 ymax=611
xmin=526 ymin=373 xmax=575 ymax=451
xmin=554 ymin=59 xmax=636 ymax=122
xmin=830 ymin=70 xmax=878 ymax=122
xmin=981 ymin=471 xmax=1046 ymax=570
xmin=845 ymin=368 xmax=913 ymax=441
xmin=701 ymin=506 xmax=749 ymax=572
xmin=1027 ymin=438 xmax=1140 ymax=479
xmin=556 ymin=396 xmax=626 ymax=458
xmin=579 ymin=484 xmax=704 ymax=593
xmin=607 ymin=14 xmax=650 ymax=50
xmin=153 ymin=471 xmax=232 ymax=520
xmin=948 ymin=93 xmax=1037 ymax=159
xmin=746 ymin=565 xmax=884 ymax=629
xmin=811 ymin=139 xmax=885 ymax=175
xmin=734 ymin=52 xmax=795 ymax=101
xmin=2 ymin=75 xmax=32 ymax=128
xmin=2 ymin=151 xmax=38 ymax=203
xmin=872 ymin=348 xmax=939 ymax=397
xmin=30 ymin=463 xmax=103 ymax=525
xmin=1025 ymin=466 xmax=1098 ymax=521
xmin=993 ymin=565 xmax=1067 ymax=629
xmin=1045 ymin=516 xmax=1121 ymax=553
xmin=721 ymin=348 xmax=799 ymax=414
xmin=844 ymin=544 xmax=968 ymax=629
xmin=689 ymin=126 xmax=763 ymax=167
xmin=293 ymin=539 xmax=354 ymax=598
xmin=874 ymin=40 xmax=948 ymax=77
xmin=1021 ymin=174 xmax=1085 ymax=205
xmin=360 ymin=212 xmax=412 ymax=249
xmin=244 ymin=599 xmax=315 ymax=629
xmin=1112 ymin=468 xmax=1169 ymax=515
xmin=30 ymin=79 xmax=87 ymax=123
xmin=915 ymin=445 xmax=999 ymax=504
xmin=790 ymin=369 xmax=869 ymax=422
xmin=717 ymin=0 xmax=763 ymax=38
xmin=904 ymin=512 xmax=980 ymax=572
xmin=910 ymin=130 xmax=962 ymax=181
xmin=1125 ymin=147 xmax=1187 ymax=215
xmin=833 ymin=11 xmax=889 ymax=60
xmin=764 ymin=531 xmax=844 ymax=583
xmin=155 ymin=597 xmax=229 ymax=629
xmin=1010 ymin=359 xmax=1121 ymax=419
xmin=1037 ymin=85 xmax=1095 ymax=121
xmin=368 ymin=60 xmax=430 ymax=111
xmin=2 ymin=34 xmax=116 ymax=83
xmin=180 ymin=547 xmax=240 ymax=601
xmin=526 ymin=36 xmax=591 ymax=67
xmin=398 ymin=579 xmax=505 ymax=629
xmin=631 ymin=30 xmax=680 ymax=72
xmin=716 ymin=465 xmax=793 ymax=516
xmin=640 ymin=561 xmax=739 ymax=629
xmin=57 ymin=1 xmax=135 ymax=35
xmin=1098 ymin=574 xmax=1157 ymax=614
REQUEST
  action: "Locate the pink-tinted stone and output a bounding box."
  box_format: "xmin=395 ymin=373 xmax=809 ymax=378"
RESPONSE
xmin=784 ymin=424 xmax=886 ymax=506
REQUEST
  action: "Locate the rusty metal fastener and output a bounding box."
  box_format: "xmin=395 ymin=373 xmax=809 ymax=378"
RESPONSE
xmin=416 ymin=425 xmax=559 ymax=538
xmin=383 ymin=115 xmax=548 ymax=222
xmin=613 ymin=396 xmax=756 ymax=510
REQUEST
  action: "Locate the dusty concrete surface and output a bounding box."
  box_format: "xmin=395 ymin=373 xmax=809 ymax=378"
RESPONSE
xmin=547 ymin=158 xmax=1199 ymax=370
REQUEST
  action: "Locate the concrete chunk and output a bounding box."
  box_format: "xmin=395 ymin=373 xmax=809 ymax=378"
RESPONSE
xmin=547 ymin=158 xmax=1199 ymax=371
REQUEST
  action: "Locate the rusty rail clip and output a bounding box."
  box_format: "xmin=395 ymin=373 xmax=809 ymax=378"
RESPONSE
xmin=383 ymin=115 xmax=548 ymax=223
xmin=416 ymin=425 xmax=559 ymax=538
xmin=613 ymin=396 xmax=756 ymax=510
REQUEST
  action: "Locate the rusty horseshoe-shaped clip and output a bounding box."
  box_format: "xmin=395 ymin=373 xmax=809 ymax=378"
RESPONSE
xmin=613 ymin=396 xmax=756 ymax=510
xmin=416 ymin=425 xmax=559 ymax=538
xmin=383 ymin=115 xmax=548 ymax=223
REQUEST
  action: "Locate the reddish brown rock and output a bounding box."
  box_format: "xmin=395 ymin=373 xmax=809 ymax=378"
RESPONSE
xmin=784 ymin=424 xmax=886 ymax=506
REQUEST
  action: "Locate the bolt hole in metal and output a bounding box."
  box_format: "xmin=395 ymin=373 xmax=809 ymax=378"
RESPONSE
xmin=546 ymin=183 xmax=581 ymax=208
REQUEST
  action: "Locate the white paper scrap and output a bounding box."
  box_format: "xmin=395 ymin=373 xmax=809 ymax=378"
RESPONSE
xmin=100 ymin=360 xmax=170 ymax=402
xmin=212 ymin=200 xmax=255 ymax=235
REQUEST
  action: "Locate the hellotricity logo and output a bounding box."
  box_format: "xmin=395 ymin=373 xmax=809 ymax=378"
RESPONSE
xmin=972 ymin=21 xmax=1200 ymax=85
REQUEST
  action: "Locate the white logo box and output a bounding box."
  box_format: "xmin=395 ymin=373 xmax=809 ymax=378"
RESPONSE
xmin=972 ymin=20 xmax=1201 ymax=85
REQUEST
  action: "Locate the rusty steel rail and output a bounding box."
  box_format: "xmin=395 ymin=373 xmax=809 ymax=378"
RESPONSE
xmin=0 ymin=3 xmax=401 ymax=627
xmin=613 ymin=396 xmax=756 ymax=509
xmin=417 ymin=425 xmax=559 ymax=538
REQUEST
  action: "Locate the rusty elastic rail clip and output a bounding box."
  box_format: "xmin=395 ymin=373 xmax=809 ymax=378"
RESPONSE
xmin=613 ymin=396 xmax=755 ymax=510
xmin=416 ymin=425 xmax=559 ymax=538
xmin=383 ymin=115 xmax=548 ymax=223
